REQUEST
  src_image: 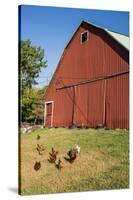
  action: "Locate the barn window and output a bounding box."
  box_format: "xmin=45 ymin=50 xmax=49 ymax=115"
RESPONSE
xmin=81 ymin=31 xmax=89 ymax=44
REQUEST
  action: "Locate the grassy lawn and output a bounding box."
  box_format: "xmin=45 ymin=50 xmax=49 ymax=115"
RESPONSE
xmin=19 ymin=128 xmax=129 ymax=195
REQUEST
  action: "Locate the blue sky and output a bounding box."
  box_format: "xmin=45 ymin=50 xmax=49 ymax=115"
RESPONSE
xmin=20 ymin=5 xmax=129 ymax=88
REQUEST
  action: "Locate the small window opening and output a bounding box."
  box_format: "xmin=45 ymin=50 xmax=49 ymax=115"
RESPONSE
xmin=81 ymin=31 xmax=88 ymax=44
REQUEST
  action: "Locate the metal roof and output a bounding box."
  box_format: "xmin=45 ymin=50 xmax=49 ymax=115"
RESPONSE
xmin=82 ymin=20 xmax=129 ymax=50
xmin=105 ymin=30 xmax=129 ymax=50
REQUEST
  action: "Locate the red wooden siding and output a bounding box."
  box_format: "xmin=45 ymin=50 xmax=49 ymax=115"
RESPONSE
xmin=44 ymin=22 xmax=129 ymax=129
xmin=73 ymin=80 xmax=105 ymax=127
xmin=53 ymin=88 xmax=73 ymax=127
xmin=106 ymin=74 xmax=129 ymax=129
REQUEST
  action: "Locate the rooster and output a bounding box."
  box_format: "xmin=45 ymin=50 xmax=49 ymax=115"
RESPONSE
xmin=67 ymin=145 xmax=80 ymax=163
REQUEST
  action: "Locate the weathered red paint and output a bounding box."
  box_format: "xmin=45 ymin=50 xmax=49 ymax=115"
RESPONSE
xmin=44 ymin=21 xmax=129 ymax=129
xmin=105 ymin=74 xmax=129 ymax=129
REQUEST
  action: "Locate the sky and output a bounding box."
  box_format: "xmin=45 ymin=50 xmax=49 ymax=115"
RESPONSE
xmin=19 ymin=5 xmax=129 ymax=88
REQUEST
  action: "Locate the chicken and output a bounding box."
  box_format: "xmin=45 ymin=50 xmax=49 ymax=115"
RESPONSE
xmin=55 ymin=158 xmax=63 ymax=170
xmin=36 ymin=135 xmax=40 ymax=140
xmin=48 ymin=147 xmax=58 ymax=163
xmin=34 ymin=161 xmax=41 ymax=171
xmin=67 ymin=150 xmax=77 ymax=163
xmin=75 ymin=145 xmax=80 ymax=154
xmin=36 ymin=144 xmax=45 ymax=155
xmin=67 ymin=145 xmax=80 ymax=163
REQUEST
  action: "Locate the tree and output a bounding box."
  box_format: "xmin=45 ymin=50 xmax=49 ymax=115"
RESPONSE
xmin=32 ymin=87 xmax=48 ymax=124
xmin=20 ymin=40 xmax=47 ymax=89
xmin=21 ymin=87 xmax=47 ymax=124
xmin=20 ymin=40 xmax=47 ymax=122
xmin=21 ymin=87 xmax=37 ymax=122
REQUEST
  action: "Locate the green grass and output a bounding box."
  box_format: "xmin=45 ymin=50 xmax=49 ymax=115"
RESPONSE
xmin=19 ymin=128 xmax=129 ymax=195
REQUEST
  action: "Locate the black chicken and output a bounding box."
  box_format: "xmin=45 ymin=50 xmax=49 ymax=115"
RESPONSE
xmin=67 ymin=145 xmax=80 ymax=163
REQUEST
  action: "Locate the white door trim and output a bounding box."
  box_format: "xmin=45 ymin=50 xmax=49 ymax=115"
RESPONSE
xmin=44 ymin=101 xmax=54 ymax=127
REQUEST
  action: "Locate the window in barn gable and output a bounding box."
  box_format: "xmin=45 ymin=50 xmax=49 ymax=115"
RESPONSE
xmin=81 ymin=31 xmax=89 ymax=44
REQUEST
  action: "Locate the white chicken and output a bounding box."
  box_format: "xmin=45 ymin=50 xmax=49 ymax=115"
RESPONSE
xmin=75 ymin=145 xmax=80 ymax=154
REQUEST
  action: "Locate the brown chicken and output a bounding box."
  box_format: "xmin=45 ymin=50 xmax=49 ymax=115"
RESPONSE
xmin=34 ymin=161 xmax=41 ymax=171
xmin=48 ymin=147 xmax=58 ymax=163
xmin=36 ymin=144 xmax=45 ymax=155
xmin=36 ymin=135 xmax=40 ymax=140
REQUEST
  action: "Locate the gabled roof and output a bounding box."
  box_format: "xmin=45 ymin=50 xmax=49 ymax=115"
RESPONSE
xmin=44 ymin=20 xmax=129 ymax=99
xmin=105 ymin=29 xmax=129 ymax=50
xmin=81 ymin=20 xmax=129 ymax=51
xmin=65 ymin=20 xmax=129 ymax=51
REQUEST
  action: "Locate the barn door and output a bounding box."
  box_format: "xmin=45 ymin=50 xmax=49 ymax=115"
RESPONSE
xmin=73 ymin=80 xmax=106 ymax=127
xmin=44 ymin=101 xmax=54 ymax=127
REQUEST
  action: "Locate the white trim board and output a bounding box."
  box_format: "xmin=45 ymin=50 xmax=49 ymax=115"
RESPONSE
xmin=44 ymin=101 xmax=54 ymax=127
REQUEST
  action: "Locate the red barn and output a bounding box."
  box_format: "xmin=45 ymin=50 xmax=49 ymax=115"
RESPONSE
xmin=44 ymin=21 xmax=129 ymax=129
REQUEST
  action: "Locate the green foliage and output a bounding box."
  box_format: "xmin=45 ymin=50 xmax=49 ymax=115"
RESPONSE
xmin=21 ymin=87 xmax=47 ymax=123
xmin=20 ymin=40 xmax=47 ymax=88
xmin=20 ymin=40 xmax=47 ymax=122
xmin=21 ymin=88 xmax=37 ymax=122
xmin=32 ymin=87 xmax=47 ymax=124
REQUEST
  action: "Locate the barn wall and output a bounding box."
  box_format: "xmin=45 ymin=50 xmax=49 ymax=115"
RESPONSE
xmin=45 ymin=24 xmax=128 ymax=100
xmin=44 ymin=23 xmax=129 ymax=129
xmin=51 ymin=24 xmax=128 ymax=87
xmin=53 ymin=87 xmax=73 ymax=127
xmin=52 ymin=73 xmax=129 ymax=129
xmin=73 ymin=80 xmax=105 ymax=127
xmin=106 ymin=74 xmax=129 ymax=129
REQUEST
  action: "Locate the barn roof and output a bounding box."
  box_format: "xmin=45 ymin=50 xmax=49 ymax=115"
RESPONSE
xmin=66 ymin=20 xmax=129 ymax=51
xmin=105 ymin=29 xmax=129 ymax=50
xmin=44 ymin=20 xmax=129 ymax=98
xmin=84 ymin=20 xmax=129 ymax=50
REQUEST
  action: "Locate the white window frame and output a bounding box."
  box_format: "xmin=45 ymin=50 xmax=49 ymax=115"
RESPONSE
xmin=44 ymin=101 xmax=54 ymax=127
xmin=80 ymin=30 xmax=89 ymax=44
